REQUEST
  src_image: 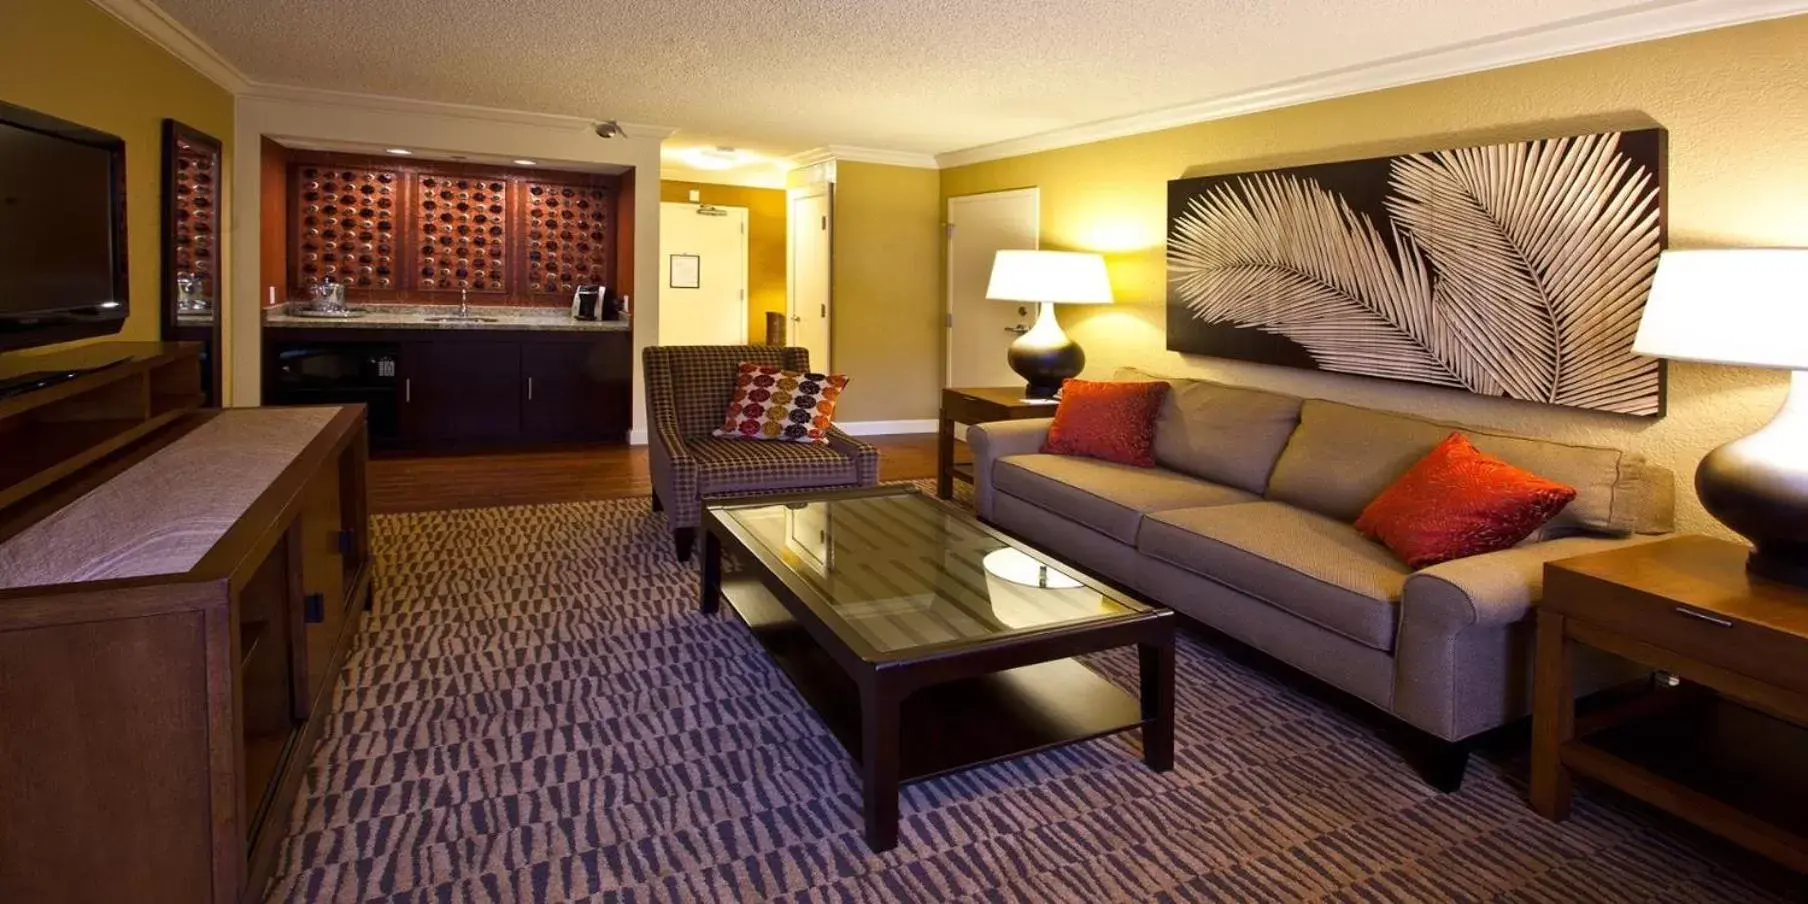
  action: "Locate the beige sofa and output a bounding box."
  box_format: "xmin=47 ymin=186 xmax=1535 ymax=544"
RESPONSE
xmin=969 ymin=368 xmax=1674 ymax=789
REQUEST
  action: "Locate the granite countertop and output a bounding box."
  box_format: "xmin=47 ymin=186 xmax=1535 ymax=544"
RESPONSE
xmin=263 ymin=303 xmax=631 ymax=332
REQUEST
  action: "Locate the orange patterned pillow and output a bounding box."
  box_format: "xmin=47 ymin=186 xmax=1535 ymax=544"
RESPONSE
xmin=1356 ymin=432 xmax=1578 ymax=569
xmin=713 ymin=362 xmax=848 ymax=443
xmin=1041 ymin=379 xmax=1170 ymax=467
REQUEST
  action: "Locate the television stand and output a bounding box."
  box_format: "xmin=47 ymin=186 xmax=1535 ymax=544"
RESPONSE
xmin=0 ymin=342 xmax=203 ymax=513
xmin=0 ymin=357 xmax=129 ymax=400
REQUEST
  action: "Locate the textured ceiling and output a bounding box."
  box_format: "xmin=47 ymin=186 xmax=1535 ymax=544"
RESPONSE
xmin=158 ymin=0 xmax=1675 ymax=156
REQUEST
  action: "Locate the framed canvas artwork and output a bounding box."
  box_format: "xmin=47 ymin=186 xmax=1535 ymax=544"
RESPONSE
xmin=1165 ymin=129 xmax=1667 ymax=416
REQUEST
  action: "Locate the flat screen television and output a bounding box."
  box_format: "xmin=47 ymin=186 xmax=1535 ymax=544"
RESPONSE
xmin=0 ymin=101 xmax=129 ymax=352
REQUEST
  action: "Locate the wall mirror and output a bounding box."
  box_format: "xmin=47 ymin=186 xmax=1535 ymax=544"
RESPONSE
xmin=161 ymin=119 xmax=223 ymax=405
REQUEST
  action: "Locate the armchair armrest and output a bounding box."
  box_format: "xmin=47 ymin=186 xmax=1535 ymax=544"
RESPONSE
xmin=967 ymin=418 xmax=1053 ymax=520
xmin=1393 ymin=533 xmax=1669 ymax=740
xmin=826 ymin=426 xmax=880 ymax=486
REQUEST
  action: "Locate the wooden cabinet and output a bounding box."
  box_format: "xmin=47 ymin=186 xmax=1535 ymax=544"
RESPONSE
xmin=0 ymin=404 xmax=370 ymax=904
xmin=268 ymin=327 xmax=630 ymax=450
xmin=403 ymin=338 xmax=524 ymax=446
xmin=522 ymin=335 xmax=632 ymax=443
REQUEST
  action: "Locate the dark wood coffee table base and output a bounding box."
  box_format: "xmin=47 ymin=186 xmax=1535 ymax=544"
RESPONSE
xmin=707 ymin=573 xmax=1174 ymax=851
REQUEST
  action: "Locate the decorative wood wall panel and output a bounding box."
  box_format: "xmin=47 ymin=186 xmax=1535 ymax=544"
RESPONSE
xmin=525 ymin=182 xmax=614 ymax=297
xmin=285 ymin=153 xmax=621 ymax=306
xmin=415 ymin=174 xmax=508 ymax=294
xmin=294 ymin=165 xmax=401 ymax=292
xmin=170 ymin=139 xmax=218 ymax=299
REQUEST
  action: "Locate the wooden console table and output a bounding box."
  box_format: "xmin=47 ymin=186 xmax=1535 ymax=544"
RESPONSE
xmin=937 ymin=386 xmax=1059 ymax=499
xmin=1534 ymin=536 xmax=1808 ymax=872
xmin=0 ymin=401 xmax=370 ymax=904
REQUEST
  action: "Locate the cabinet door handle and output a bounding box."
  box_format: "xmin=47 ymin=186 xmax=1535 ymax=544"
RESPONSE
xmin=527 ymin=376 xmax=534 ymax=401
xmin=1673 ymin=606 xmax=1734 ymax=628
xmin=404 ymin=377 xmax=411 ymax=403
xmin=304 ymin=592 xmax=325 ymax=624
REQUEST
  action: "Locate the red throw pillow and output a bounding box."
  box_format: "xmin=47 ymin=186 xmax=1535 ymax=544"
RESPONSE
xmin=1041 ymin=379 xmax=1170 ymax=467
xmin=1355 ymin=432 xmax=1578 ymax=569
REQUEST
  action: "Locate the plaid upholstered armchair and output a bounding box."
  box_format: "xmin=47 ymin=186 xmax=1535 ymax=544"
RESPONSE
xmin=643 ymin=345 xmax=881 ymax=560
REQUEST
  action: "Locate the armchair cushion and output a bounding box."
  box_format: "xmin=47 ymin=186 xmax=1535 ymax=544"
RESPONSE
xmin=689 ymin=436 xmax=859 ymax=496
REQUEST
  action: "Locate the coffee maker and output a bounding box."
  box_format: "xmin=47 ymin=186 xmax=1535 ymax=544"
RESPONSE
xmin=571 ymin=285 xmax=622 ymax=321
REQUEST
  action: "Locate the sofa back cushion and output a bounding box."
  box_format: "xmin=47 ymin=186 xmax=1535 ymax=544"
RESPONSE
xmin=1114 ymin=367 xmax=1303 ymax=495
xmin=1266 ymin=399 xmax=1674 ymax=538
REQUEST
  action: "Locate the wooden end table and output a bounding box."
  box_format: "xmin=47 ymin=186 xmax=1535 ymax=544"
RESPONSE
xmin=1534 ymin=536 xmax=1808 ymax=871
xmin=937 ymin=386 xmax=1059 ymax=499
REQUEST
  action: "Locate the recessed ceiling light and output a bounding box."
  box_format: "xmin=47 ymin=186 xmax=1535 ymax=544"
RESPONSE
xmin=513 ymin=159 xmax=537 ymax=166
xmin=384 ymin=148 xmax=413 ymax=156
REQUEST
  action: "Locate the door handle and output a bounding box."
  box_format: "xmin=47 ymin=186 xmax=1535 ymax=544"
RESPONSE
xmin=527 ymin=377 xmax=534 ymax=401
xmin=404 ymin=377 xmax=411 ymax=403
xmin=792 ymin=315 xmax=802 ymax=323
xmin=1005 ymin=325 xmax=1029 ymax=335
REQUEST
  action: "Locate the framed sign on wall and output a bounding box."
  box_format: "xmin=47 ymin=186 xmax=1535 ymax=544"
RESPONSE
xmin=669 ymin=253 xmax=701 ymax=289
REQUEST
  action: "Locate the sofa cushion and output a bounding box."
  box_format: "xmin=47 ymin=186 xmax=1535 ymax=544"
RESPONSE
xmin=1116 ymin=367 xmax=1304 ymax=494
xmin=689 ymin=436 xmax=857 ymax=496
xmin=1140 ymin=502 xmax=1410 ymax=651
xmin=1266 ymin=399 xmax=1673 ymax=538
xmin=994 ymin=454 xmax=1257 ymax=544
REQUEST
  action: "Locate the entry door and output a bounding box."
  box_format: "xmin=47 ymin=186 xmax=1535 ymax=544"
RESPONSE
xmin=659 ymin=202 xmax=749 ymax=346
xmin=788 ymin=186 xmax=832 ymax=370
xmin=947 ymin=188 xmax=1039 ymax=387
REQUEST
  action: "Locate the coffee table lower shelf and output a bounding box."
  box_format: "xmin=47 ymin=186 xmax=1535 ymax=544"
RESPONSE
xmin=721 ymin=575 xmax=1148 ymax=785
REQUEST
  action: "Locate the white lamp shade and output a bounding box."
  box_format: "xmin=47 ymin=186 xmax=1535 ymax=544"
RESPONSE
xmin=1634 ymin=249 xmax=1808 ymax=370
xmin=985 ymin=250 xmax=1114 ymax=305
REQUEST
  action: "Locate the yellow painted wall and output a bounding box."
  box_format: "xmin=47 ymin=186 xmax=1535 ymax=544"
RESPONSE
xmin=660 ymin=180 xmax=786 ymax=342
xmin=832 ymin=161 xmax=942 ymax=422
xmin=0 ymin=0 xmax=234 ymax=367
xmin=941 ymin=15 xmax=1808 ymax=538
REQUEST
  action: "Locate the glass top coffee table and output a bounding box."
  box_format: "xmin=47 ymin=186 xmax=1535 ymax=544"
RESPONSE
xmin=700 ymin=485 xmax=1175 ymax=851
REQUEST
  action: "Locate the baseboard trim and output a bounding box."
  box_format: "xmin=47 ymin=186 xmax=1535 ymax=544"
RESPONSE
xmin=628 ymin=429 xmax=648 ymax=446
xmin=835 ymin=419 xmax=938 ymax=436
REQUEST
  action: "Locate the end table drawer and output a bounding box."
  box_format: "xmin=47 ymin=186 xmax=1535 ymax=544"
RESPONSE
xmin=1546 ymin=568 xmax=1808 ymax=695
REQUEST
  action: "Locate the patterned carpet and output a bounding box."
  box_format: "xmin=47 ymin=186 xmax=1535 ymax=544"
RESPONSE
xmin=264 ymin=487 xmax=1787 ymax=903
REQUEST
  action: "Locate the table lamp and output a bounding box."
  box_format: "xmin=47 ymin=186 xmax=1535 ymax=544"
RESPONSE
xmin=984 ymin=250 xmax=1113 ymax=398
xmin=1634 ymin=248 xmax=1808 ymax=587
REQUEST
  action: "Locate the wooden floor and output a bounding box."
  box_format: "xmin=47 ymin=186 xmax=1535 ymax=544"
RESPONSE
xmin=369 ymin=433 xmax=944 ymax=514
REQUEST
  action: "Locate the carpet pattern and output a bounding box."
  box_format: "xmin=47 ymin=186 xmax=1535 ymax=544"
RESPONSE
xmin=264 ymin=490 xmax=1783 ymax=903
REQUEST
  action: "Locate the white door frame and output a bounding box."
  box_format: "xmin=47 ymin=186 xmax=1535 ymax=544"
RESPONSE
xmin=787 ymin=183 xmax=833 ymax=368
xmin=945 ymin=187 xmax=1040 ymax=385
xmin=659 ymin=202 xmax=749 ymax=344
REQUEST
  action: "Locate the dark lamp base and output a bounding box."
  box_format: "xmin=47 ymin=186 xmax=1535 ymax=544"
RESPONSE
xmin=1696 ymin=370 xmax=1808 ymax=590
xmin=1008 ymin=301 xmax=1084 ymax=400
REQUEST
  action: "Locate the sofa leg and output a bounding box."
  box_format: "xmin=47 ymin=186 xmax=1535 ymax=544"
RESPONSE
xmin=673 ymin=528 xmax=695 ymax=562
xmin=652 ymin=490 xmax=664 ymax=513
xmin=1401 ymin=731 xmax=1472 ymax=793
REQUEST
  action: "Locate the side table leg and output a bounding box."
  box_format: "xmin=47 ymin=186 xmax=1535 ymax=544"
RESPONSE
xmin=1140 ymin=639 xmax=1175 ymax=772
xmin=699 ymin=529 xmax=722 ymax=614
xmin=860 ymin=680 xmax=902 ymax=851
xmin=1531 ymin=609 xmax=1574 ymax=820
xmin=936 ymin=412 xmax=955 ymax=500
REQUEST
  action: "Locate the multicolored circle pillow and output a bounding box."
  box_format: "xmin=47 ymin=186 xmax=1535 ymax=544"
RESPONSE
xmin=713 ymin=362 xmax=850 ymax=443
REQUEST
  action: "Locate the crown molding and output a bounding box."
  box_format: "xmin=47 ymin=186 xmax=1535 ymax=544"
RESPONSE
xmin=88 ymin=0 xmax=251 ymax=93
xmin=785 ymin=145 xmax=938 ymax=170
xmin=240 ymin=83 xmax=679 ymax=139
xmin=936 ymin=0 xmax=1808 ymax=168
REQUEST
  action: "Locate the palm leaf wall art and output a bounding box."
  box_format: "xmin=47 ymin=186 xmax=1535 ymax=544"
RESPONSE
xmin=1165 ymin=129 xmax=1666 ymax=416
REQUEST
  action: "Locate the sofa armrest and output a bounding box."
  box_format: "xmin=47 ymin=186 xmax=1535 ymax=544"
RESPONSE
xmin=826 ymin=426 xmax=881 ymax=486
xmin=648 ymin=421 xmax=701 ymax=528
xmin=1393 ymin=533 xmax=1669 ymax=740
xmin=967 ymin=418 xmax=1053 ymax=520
